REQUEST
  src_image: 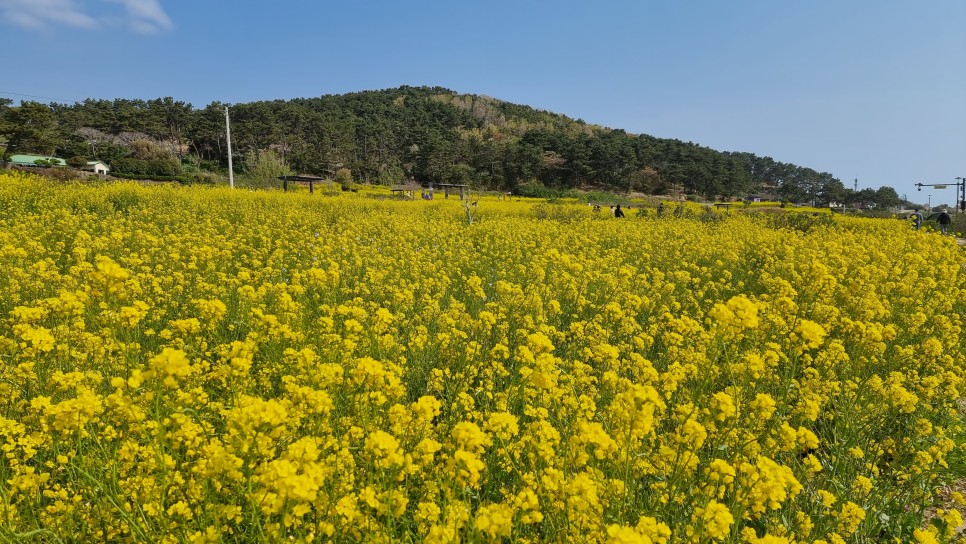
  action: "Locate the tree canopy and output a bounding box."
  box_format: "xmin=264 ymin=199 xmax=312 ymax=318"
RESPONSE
xmin=0 ymin=86 xmax=900 ymax=205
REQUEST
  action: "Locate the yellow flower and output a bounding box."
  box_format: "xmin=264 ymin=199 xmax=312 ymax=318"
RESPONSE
xmin=792 ymin=319 xmax=827 ymax=350
xmin=149 ymin=347 xmax=193 ymax=388
xmin=692 ymin=500 xmax=733 ymax=540
xmin=484 ymin=412 xmax=519 ymax=441
xmin=837 ymin=501 xmax=866 ymax=536
xmin=912 ymin=527 xmax=939 ymax=544
xmin=709 ymin=391 xmax=737 ymax=422
xmin=1 ymin=173 xmax=963 ymax=541
xmin=451 ymin=421 xmax=492 ymax=454
xmin=475 ymin=503 xmax=514 ymax=539
xmin=364 ymin=430 xmax=404 ymax=468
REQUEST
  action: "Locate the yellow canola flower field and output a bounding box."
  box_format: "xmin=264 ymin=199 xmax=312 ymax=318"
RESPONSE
xmin=0 ymin=172 xmax=964 ymax=543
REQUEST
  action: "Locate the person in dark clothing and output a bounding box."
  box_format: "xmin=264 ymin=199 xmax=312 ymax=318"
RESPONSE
xmin=614 ymin=205 xmax=625 ymax=218
xmin=913 ymin=209 xmax=923 ymax=230
xmin=937 ymin=210 xmax=951 ymax=235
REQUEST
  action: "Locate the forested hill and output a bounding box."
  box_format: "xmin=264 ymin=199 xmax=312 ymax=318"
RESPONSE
xmin=0 ymin=86 xmax=896 ymax=204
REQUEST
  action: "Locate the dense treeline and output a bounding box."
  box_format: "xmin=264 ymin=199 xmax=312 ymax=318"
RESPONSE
xmin=0 ymin=87 xmax=900 ymax=206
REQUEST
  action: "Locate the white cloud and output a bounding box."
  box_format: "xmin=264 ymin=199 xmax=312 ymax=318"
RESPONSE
xmin=104 ymin=0 xmax=172 ymax=33
xmin=0 ymin=0 xmax=172 ymax=33
xmin=0 ymin=0 xmax=99 ymax=29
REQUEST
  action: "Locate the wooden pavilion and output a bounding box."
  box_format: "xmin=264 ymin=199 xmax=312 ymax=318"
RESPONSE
xmin=390 ymin=184 xmax=423 ymax=199
xmin=277 ymin=174 xmax=327 ymax=193
xmin=435 ymin=183 xmax=469 ymax=200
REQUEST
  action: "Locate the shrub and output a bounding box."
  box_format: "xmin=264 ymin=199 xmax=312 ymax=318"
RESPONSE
xmin=180 ymin=171 xmax=221 ymax=185
xmin=751 ymin=210 xmax=835 ymax=233
xmin=532 ymin=202 xmax=587 ymax=222
xmin=515 ymin=181 xmax=578 ymax=200
xmin=334 ymin=168 xmax=353 ymax=191
xmin=112 ymin=157 xmax=181 ymax=177
xmin=67 ymin=156 xmax=90 ymax=168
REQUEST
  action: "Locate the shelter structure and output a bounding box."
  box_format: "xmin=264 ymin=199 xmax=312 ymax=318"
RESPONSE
xmin=435 ymin=183 xmax=469 ymax=200
xmin=277 ymin=174 xmax=327 ymax=193
xmin=390 ymin=184 xmax=422 ymax=199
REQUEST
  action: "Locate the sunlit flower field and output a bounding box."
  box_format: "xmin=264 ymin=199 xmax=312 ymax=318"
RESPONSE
xmin=0 ymin=172 xmax=964 ymax=543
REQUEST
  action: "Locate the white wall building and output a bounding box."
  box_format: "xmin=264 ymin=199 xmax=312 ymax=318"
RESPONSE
xmin=83 ymin=161 xmax=110 ymax=176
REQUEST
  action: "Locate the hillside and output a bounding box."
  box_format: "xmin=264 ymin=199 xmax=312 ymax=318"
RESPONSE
xmin=0 ymin=86 xmax=893 ymax=204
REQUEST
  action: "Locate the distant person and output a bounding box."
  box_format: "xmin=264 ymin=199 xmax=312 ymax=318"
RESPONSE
xmin=657 ymin=202 xmax=665 ymax=217
xmin=614 ymin=205 xmax=625 ymax=218
xmin=937 ymin=210 xmax=951 ymax=235
xmin=913 ymin=209 xmax=923 ymax=230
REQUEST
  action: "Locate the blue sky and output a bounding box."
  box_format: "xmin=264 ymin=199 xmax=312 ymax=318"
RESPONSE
xmin=2 ymin=0 xmax=964 ymax=205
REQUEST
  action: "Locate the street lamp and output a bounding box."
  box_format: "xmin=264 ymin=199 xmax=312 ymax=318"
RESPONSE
xmin=916 ymin=179 xmax=966 ymax=212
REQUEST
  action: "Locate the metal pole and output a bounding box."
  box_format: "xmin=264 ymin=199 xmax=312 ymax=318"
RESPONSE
xmin=225 ymin=106 xmax=234 ymax=189
xmin=956 ymin=176 xmax=965 ymax=213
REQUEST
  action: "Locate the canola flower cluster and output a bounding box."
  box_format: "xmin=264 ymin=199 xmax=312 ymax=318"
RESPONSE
xmin=0 ymin=172 xmax=964 ymax=543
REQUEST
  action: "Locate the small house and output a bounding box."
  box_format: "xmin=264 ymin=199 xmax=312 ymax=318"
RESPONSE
xmin=83 ymin=161 xmax=110 ymax=176
xmin=8 ymin=154 xmax=67 ymax=168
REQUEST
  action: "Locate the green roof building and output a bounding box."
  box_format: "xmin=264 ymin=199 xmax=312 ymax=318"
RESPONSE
xmin=7 ymin=154 xmax=67 ymax=167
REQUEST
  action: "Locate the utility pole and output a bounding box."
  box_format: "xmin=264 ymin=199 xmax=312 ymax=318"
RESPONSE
xmin=225 ymin=106 xmax=234 ymax=189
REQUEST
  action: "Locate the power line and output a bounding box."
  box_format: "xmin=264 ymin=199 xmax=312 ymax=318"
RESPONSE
xmin=0 ymin=90 xmax=74 ymax=103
